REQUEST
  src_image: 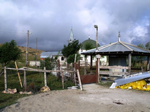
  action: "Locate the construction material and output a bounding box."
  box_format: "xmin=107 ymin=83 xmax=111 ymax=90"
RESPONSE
xmin=15 ymin=61 xmax=23 ymax=88
xmin=77 ymin=69 xmax=83 ymax=90
xmin=115 ymin=71 xmax=150 ymax=86
xmin=116 ymin=80 xmax=150 ymax=91
xmin=110 ymin=71 xmax=150 ymax=91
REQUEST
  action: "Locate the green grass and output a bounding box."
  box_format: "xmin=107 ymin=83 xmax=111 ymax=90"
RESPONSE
xmin=0 ymin=70 xmax=74 ymax=109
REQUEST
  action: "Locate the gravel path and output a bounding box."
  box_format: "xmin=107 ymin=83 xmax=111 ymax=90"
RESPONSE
xmin=1 ymin=84 xmax=150 ymax=112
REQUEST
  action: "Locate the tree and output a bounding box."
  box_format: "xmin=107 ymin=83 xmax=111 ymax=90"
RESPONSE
xmin=0 ymin=40 xmax=22 ymax=66
xmin=62 ymin=39 xmax=81 ymax=63
xmin=84 ymin=42 xmax=94 ymax=50
xmin=131 ymin=44 xmax=145 ymax=67
xmin=40 ymin=57 xmax=55 ymax=70
xmin=145 ymin=41 xmax=150 ymax=50
xmin=138 ymin=44 xmax=145 ymax=49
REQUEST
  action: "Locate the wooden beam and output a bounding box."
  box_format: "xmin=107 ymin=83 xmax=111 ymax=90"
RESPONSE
xmin=99 ymin=71 xmax=129 ymax=76
xmin=99 ymin=66 xmax=129 ymax=69
xmin=147 ymin=56 xmax=149 ymax=71
xmin=77 ymin=69 xmax=83 ymax=91
xmin=84 ymin=55 xmax=87 ymax=75
xmin=15 ymin=61 xmax=23 ymax=88
xmin=128 ymin=53 xmax=131 ymax=75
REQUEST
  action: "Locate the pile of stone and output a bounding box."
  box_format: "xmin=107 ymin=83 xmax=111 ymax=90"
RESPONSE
xmin=40 ymin=86 xmax=50 ymax=92
xmin=2 ymin=88 xmax=17 ymax=94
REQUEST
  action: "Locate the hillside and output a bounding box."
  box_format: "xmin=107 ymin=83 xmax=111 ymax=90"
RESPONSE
xmin=18 ymin=46 xmax=45 ymax=61
xmin=0 ymin=43 xmax=45 ymax=61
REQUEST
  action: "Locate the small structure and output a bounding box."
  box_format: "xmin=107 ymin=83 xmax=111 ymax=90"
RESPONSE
xmin=79 ymin=35 xmax=107 ymax=66
xmin=40 ymin=52 xmax=66 ymax=66
xmin=81 ymin=32 xmax=150 ymax=82
xmin=29 ymin=61 xmax=40 ymax=67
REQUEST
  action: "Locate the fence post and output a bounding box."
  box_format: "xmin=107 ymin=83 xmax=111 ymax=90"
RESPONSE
xmin=44 ymin=67 xmax=47 ymax=86
xmin=74 ymin=62 xmax=77 ymax=85
xmin=78 ymin=61 xmax=80 ymax=73
xmin=77 ymin=69 xmax=83 ymax=91
xmin=84 ymin=55 xmax=87 ymax=75
xmin=4 ymin=66 xmax=7 ymax=92
xmin=24 ymin=68 xmax=27 ymax=91
xmin=62 ymin=71 xmax=64 ymax=89
xmin=15 ymin=61 xmax=23 ymax=88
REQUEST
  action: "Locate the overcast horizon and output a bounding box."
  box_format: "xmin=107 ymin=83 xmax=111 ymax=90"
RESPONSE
xmin=0 ymin=0 xmax=150 ymax=51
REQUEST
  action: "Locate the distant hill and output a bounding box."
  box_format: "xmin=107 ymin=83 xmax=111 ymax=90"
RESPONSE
xmin=0 ymin=43 xmax=45 ymax=61
xmin=18 ymin=46 xmax=45 ymax=60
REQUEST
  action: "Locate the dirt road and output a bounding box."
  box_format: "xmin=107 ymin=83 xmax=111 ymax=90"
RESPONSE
xmin=1 ymin=84 xmax=150 ymax=112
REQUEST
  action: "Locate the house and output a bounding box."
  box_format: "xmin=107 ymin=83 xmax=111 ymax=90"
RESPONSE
xmin=40 ymin=52 xmax=66 ymax=65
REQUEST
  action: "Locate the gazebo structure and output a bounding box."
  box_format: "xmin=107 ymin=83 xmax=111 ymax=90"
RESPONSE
xmin=81 ymin=32 xmax=150 ymax=83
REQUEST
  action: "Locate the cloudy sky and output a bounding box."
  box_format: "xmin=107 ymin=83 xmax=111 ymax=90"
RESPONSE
xmin=0 ymin=0 xmax=150 ymax=51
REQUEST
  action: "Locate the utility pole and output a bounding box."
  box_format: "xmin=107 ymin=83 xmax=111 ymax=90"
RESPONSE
xmin=35 ymin=37 xmax=38 ymax=67
xmin=94 ymin=25 xmax=98 ymax=50
xmin=26 ymin=30 xmax=29 ymax=66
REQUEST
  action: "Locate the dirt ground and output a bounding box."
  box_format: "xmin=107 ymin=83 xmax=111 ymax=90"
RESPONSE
xmin=1 ymin=84 xmax=150 ymax=112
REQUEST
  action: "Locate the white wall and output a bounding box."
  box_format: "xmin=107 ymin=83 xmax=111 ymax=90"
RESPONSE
xmin=79 ymin=49 xmax=108 ymax=66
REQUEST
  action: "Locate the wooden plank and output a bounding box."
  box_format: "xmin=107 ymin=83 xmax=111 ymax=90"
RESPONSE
xmin=77 ymin=69 xmax=83 ymax=91
xmin=100 ymin=71 xmax=129 ymax=75
xmin=128 ymin=53 xmax=131 ymax=74
xmin=15 ymin=61 xmax=23 ymax=88
xmin=147 ymin=56 xmax=149 ymax=71
xmin=6 ymin=67 xmax=74 ymax=73
xmin=99 ymin=66 xmax=129 ymax=69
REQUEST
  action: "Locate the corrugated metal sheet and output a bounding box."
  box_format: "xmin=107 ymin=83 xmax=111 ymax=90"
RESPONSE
xmin=115 ymin=72 xmax=150 ymax=86
xmin=40 ymin=52 xmax=62 ymax=58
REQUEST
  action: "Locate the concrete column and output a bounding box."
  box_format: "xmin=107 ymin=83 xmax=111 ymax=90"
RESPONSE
xmin=96 ymin=55 xmax=101 ymax=83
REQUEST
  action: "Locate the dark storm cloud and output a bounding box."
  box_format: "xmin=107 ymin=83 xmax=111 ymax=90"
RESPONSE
xmin=0 ymin=0 xmax=150 ymax=51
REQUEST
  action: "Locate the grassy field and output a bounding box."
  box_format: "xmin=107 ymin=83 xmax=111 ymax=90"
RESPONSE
xmin=0 ymin=70 xmax=74 ymax=109
xmin=0 ymin=45 xmax=74 ymax=109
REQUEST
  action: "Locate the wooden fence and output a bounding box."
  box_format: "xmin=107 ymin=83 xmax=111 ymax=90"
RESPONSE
xmin=99 ymin=66 xmax=130 ymax=76
xmin=3 ymin=66 xmax=83 ymax=92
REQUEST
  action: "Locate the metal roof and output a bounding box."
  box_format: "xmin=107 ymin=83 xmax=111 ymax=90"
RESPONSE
xmin=81 ymin=41 xmax=150 ymax=55
xmin=40 ymin=52 xmax=62 ymax=58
